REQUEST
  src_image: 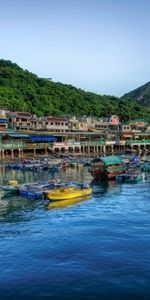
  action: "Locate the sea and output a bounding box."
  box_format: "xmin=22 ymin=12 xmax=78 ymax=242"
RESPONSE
xmin=0 ymin=163 xmax=150 ymax=300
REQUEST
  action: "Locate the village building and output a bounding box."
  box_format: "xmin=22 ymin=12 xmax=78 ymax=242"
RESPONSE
xmin=0 ymin=109 xmax=9 ymax=130
xmin=0 ymin=109 xmax=149 ymax=159
xmin=7 ymin=111 xmax=32 ymax=131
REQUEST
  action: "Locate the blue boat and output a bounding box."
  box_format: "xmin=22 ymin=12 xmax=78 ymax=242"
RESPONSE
xmin=19 ymin=180 xmax=61 ymax=199
xmin=116 ymin=172 xmax=143 ymax=183
xmin=140 ymin=161 xmax=150 ymax=172
xmin=19 ymin=183 xmax=47 ymax=199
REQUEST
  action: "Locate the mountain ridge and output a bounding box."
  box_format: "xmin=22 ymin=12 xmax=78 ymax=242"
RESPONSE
xmin=0 ymin=59 xmax=149 ymax=121
xmin=122 ymin=81 xmax=150 ymax=106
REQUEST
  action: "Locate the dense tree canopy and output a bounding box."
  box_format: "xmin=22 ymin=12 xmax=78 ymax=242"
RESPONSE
xmin=123 ymin=81 xmax=150 ymax=106
xmin=0 ymin=59 xmax=149 ymax=122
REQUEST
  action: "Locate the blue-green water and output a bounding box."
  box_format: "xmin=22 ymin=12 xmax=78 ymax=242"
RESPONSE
xmin=0 ymin=165 xmax=150 ymax=300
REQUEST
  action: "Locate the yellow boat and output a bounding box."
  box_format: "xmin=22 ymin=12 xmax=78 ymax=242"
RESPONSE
xmin=45 ymin=186 xmax=93 ymax=201
xmin=48 ymin=195 xmax=92 ymax=209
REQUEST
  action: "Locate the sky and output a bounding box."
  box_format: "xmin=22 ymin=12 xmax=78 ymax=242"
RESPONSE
xmin=0 ymin=0 xmax=150 ymax=97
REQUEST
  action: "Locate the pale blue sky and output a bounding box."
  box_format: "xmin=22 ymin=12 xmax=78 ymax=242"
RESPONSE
xmin=0 ymin=0 xmax=150 ymax=96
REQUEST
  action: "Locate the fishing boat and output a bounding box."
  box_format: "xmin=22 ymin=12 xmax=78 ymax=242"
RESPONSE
xmin=47 ymin=159 xmax=62 ymax=170
xmin=19 ymin=184 xmax=44 ymax=199
xmin=2 ymin=180 xmax=19 ymax=194
xmin=140 ymin=161 xmax=150 ymax=172
xmin=6 ymin=163 xmax=23 ymax=170
xmin=47 ymin=195 xmax=92 ymax=209
xmin=45 ymin=184 xmax=92 ymax=201
xmin=6 ymin=160 xmax=51 ymax=172
xmin=19 ymin=182 xmax=52 ymax=199
xmin=116 ymin=172 xmax=143 ymax=183
xmin=19 ymin=179 xmax=68 ymax=199
xmin=89 ymin=156 xmax=125 ymax=180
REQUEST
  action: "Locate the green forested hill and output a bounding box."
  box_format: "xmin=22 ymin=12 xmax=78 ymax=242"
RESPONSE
xmin=123 ymin=81 xmax=150 ymax=106
xmin=0 ymin=59 xmax=149 ymax=121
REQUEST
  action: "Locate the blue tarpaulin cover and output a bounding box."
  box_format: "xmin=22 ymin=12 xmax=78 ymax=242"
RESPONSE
xmin=29 ymin=135 xmax=57 ymax=142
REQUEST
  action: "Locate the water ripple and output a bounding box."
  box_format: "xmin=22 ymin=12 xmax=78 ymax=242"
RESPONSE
xmin=0 ymin=166 xmax=150 ymax=299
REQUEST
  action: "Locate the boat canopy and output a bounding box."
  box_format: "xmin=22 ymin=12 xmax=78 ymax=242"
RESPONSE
xmin=29 ymin=135 xmax=57 ymax=142
xmin=92 ymin=155 xmax=124 ymax=166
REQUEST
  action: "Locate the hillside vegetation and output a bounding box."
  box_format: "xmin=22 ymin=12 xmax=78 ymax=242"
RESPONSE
xmin=123 ymin=81 xmax=150 ymax=106
xmin=0 ymin=59 xmax=150 ymax=121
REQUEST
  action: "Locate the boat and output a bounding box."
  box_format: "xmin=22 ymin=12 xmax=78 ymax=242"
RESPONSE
xmin=6 ymin=163 xmax=23 ymax=170
xmin=140 ymin=161 xmax=150 ymax=172
xmin=116 ymin=172 xmax=143 ymax=183
xmin=19 ymin=182 xmax=53 ymax=199
xmin=47 ymin=159 xmax=62 ymax=170
xmin=116 ymin=162 xmax=144 ymax=183
xmin=45 ymin=184 xmax=93 ymax=201
xmin=6 ymin=160 xmax=52 ymax=172
xmin=89 ymin=156 xmax=125 ymax=180
xmin=47 ymin=164 xmax=61 ymax=171
xmin=2 ymin=180 xmax=19 ymax=194
xmin=19 ymin=184 xmax=44 ymax=199
xmin=19 ymin=179 xmax=69 ymax=199
xmin=47 ymin=195 xmax=92 ymax=209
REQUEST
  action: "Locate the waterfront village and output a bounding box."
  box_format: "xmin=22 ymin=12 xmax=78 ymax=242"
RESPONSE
xmin=0 ymin=109 xmax=150 ymax=160
xmin=0 ymin=108 xmax=150 ymax=197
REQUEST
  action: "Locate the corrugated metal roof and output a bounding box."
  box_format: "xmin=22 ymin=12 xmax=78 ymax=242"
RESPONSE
xmin=8 ymin=133 xmax=30 ymax=138
xmin=100 ymin=156 xmax=123 ymax=165
xmin=47 ymin=117 xmax=68 ymax=122
xmin=93 ymin=155 xmax=123 ymax=166
xmin=25 ymin=130 xmax=106 ymax=136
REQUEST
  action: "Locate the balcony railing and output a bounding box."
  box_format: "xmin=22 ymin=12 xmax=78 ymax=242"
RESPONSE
xmin=1 ymin=139 xmax=149 ymax=150
xmin=25 ymin=143 xmax=49 ymax=149
xmin=125 ymin=140 xmax=150 ymax=145
xmin=0 ymin=142 xmax=48 ymax=149
xmin=80 ymin=141 xmax=105 ymax=145
xmin=0 ymin=143 xmax=26 ymax=149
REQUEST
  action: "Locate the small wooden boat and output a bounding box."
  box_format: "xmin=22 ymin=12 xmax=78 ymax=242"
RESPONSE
xmin=2 ymin=180 xmax=19 ymax=194
xmin=19 ymin=182 xmax=51 ymax=199
xmin=48 ymin=195 xmax=92 ymax=209
xmin=19 ymin=180 xmax=67 ymax=199
xmin=45 ymin=185 xmax=93 ymax=201
xmin=116 ymin=172 xmax=143 ymax=183
xmin=69 ymin=161 xmax=78 ymax=168
xmin=48 ymin=164 xmax=61 ymax=171
xmin=6 ymin=163 xmax=23 ymax=170
xmin=19 ymin=186 xmax=43 ymax=199
xmin=140 ymin=161 xmax=150 ymax=172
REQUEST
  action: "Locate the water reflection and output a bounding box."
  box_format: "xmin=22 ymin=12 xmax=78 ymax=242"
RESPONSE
xmin=0 ymin=165 xmax=121 ymax=218
xmin=91 ymin=178 xmax=118 ymax=195
xmin=0 ymin=163 xmax=148 ymax=222
xmin=0 ymin=162 xmax=150 ymax=300
xmin=0 ymin=193 xmax=37 ymax=222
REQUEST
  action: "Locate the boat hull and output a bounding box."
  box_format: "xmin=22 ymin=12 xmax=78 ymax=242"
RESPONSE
xmin=46 ymin=187 xmax=93 ymax=201
xmin=48 ymin=195 xmax=92 ymax=209
xmin=116 ymin=173 xmax=143 ymax=183
xmin=3 ymin=186 xmax=19 ymax=194
xmin=90 ymin=169 xmax=123 ymax=180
